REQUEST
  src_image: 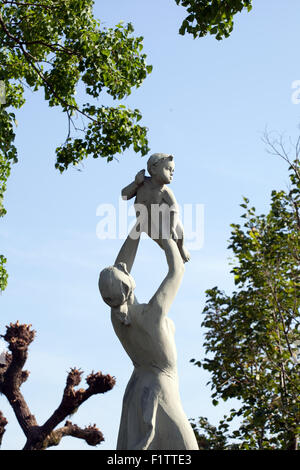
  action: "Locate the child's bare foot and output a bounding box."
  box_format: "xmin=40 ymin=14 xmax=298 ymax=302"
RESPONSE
xmin=179 ymin=244 xmax=191 ymax=263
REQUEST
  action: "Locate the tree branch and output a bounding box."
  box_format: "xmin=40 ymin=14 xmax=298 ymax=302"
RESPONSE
xmin=43 ymin=421 xmax=104 ymax=449
xmin=0 ymin=322 xmax=38 ymax=437
xmin=40 ymin=368 xmax=116 ymax=442
xmin=1 ymin=322 xmax=115 ymax=450
xmin=0 ymin=411 xmax=8 ymax=447
xmin=0 ymin=11 xmax=95 ymax=123
xmin=1 ymin=1 xmax=60 ymax=9
xmin=23 ymin=39 xmax=82 ymax=58
xmin=262 ymin=131 xmax=300 ymax=183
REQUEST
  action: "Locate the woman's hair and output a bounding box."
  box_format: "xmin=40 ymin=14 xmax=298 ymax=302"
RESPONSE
xmin=98 ymin=262 xmax=135 ymax=308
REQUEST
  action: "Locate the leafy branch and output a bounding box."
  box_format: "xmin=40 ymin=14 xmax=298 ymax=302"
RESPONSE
xmin=175 ymin=0 xmax=253 ymax=40
xmin=0 ymin=0 xmax=153 ymax=291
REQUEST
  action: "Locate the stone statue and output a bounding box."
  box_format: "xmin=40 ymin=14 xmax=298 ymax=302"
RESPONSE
xmin=98 ymin=154 xmax=199 ymax=449
xmin=121 ymin=153 xmax=190 ymax=263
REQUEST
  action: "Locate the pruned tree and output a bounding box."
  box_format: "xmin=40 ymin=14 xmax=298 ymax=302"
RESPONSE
xmin=0 ymin=321 xmax=116 ymax=450
xmin=191 ymin=134 xmax=300 ymax=450
xmin=0 ymin=0 xmax=153 ymax=291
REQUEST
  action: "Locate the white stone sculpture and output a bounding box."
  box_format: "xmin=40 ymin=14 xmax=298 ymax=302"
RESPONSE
xmin=121 ymin=153 xmax=190 ymax=263
xmin=98 ymin=153 xmax=198 ymax=450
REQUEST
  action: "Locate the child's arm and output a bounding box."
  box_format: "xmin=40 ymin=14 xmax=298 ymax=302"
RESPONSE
xmin=121 ymin=169 xmax=145 ymax=200
xmin=170 ymin=212 xmax=178 ymax=240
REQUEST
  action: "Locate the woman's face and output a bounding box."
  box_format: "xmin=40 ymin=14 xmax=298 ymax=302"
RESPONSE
xmin=102 ymin=291 xmax=124 ymax=307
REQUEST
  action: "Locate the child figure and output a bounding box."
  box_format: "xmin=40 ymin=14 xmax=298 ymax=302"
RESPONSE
xmin=121 ymin=153 xmax=190 ymax=263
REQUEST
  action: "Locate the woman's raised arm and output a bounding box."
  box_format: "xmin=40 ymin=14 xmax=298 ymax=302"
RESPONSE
xmin=147 ymin=238 xmax=185 ymax=317
xmin=114 ymin=225 xmax=141 ymax=274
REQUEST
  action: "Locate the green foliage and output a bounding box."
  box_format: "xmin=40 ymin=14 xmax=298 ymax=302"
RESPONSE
xmin=190 ymin=416 xmax=238 ymax=449
xmin=0 ymin=0 xmax=153 ymax=291
xmin=175 ymin=0 xmax=253 ymax=40
xmin=0 ymin=255 xmax=8 ymax=292
xmin=55 ymin=105 xmax=148 ymax=171
xmin=192 ymin=144 xmax=300 ymax=449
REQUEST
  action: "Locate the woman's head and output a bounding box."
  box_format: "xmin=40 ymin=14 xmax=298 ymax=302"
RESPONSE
xmin=99 ymin=262 xmax=136 ymax=308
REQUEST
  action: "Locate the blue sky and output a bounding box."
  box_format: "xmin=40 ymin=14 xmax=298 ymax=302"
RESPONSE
xmin=1 ymin=0 xmax=300 ymax=449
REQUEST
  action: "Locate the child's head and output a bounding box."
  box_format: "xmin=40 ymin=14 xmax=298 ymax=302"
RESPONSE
xmin=147 ymin=153 xmax=174 ymax=184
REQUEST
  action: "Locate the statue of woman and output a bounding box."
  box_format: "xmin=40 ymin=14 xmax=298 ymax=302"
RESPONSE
xmin=99 ymin=226 xmax=198 ymax=450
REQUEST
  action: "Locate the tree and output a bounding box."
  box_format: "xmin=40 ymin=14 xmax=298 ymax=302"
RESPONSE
xmin=0 ymin=321 xmax=116 ymax=449
xmin=0 ymin=255 xmax=8 ymax=292
xmin=190 ymin=416 xmax=233 ymax=449
xmin=0 ymin=0 xmax=152 ymax=291
xmin=175 ymin=0 xmax=253 ymax=40
xmin=191 ymin=135 xmax=300 ymax=450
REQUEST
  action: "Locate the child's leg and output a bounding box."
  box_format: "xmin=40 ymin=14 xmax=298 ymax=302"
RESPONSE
xmin=176 ymin=221 xmax=191 ymax=263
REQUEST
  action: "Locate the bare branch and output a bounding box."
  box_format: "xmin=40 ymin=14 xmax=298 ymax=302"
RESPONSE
xmin=43 ymin=421 xmax=104 ymax=449
xmin=262 ymin=130 xmax=300 ymax=182
xmin=40 ymin=368 xmax=116 ymax=440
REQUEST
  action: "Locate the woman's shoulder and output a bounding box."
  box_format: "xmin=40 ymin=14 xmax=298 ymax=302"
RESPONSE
xmin=129 ymin=302 xmax=164 ymax=327
xmin=127 ymin=303 xmax=147 ymax=321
